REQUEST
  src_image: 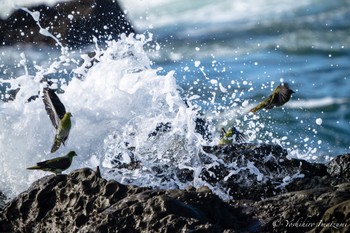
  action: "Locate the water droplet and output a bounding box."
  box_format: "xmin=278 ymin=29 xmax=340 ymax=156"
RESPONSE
xmin=316 ymin=118 xmax=322 ymax=125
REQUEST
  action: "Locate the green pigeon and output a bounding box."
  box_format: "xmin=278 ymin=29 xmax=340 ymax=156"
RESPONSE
xmin=218 ymin=127 xmax=247 ymax=145
xmin=249 ymin=83 xmax=295 ymax=113
xmin=42 ymin=87 xmax=72 ymax=153
xmin=27 ymin=151 xmax=77 ymax=175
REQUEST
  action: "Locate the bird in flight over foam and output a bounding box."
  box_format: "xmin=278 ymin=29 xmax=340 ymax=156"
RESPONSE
xmin=43 ymin=87 xmax=72 ymax=153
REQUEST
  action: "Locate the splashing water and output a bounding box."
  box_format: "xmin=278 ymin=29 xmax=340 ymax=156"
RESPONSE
xmin=0 ymin=33 xmax=216 ymax=198
xmin=1 ymin=31 xmax=339 ymax=200
xmin=1 ymin=5 xmax=344 ymax=200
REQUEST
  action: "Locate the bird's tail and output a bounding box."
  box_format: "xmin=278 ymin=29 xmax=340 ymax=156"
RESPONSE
xmin=51 ymin=138 xmax=62 ymax=153
xmin=27 ymin=166 xmax=41 ymax=170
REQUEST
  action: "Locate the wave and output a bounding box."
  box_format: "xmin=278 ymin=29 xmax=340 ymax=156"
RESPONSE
xmin=120 ymin=0 xmax=350 ymax=58
xmin=286 ymin=97 xmax=350 ymax=109
xmin=2 ymin=32 xmax=265 ymax=201
xmin=1 ymin=31 xmax=334 ymax=201
xmin=1 ymin=1 xmax=349 ymax=201
xmin=119 ymin=0 xmax=314 ymax=29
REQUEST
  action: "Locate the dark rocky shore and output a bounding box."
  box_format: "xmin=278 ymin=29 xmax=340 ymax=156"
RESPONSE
xmin=1 ymin=1 xmax=349 ymax=232
xmin=0 ymin=0 xmax=135 ymax=47
xmin=1 ymin=144 xmax=349 ymax=232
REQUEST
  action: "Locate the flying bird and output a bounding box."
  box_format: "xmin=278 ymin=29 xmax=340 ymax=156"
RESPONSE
xmin=27 ymin=151 xmax=77 ymax=175
xmin=249 ymin=83 xmax=295 ymax=113
xmin=218 ymin=127 xmax=247 ymax=145
xmin=43 ymin=87 xmax=72 ymax=153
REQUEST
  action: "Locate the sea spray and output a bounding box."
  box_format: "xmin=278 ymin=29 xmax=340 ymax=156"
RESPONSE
xmin=0 ymin=6 xmax=339 ymax=200
xmin=64 ymin=34 xmax=207 ymax=191
xmin=0 ymin=33 xmax=220 ymax=198
xmin=0 ymin=32 xmax=303 ymax=201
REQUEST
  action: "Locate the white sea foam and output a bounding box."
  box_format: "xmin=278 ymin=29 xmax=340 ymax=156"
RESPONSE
xmin=0 ymin=33 xmax=218 ymax=198
xmin=1 ymin=6 xmax=342 ymax=201
xmin=1 ymin=32 xmax=321 ymax=201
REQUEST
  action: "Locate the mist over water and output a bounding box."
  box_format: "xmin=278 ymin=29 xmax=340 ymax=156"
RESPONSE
xmin=1 ymin=0 xmax=350 ymax=199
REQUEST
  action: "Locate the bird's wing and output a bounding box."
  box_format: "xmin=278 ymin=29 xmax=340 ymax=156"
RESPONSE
xmin=220 ymin=128 xmax=227 ymax=138
xmin=232 ymin=127 xmax=247 ymax=143
xmin=37 ymin=156 xmax=71 ymax=170
xmin=277 ymin=83 xmax=292 ymax=104
xmin=43 ymin=88 xmax=66 ymax=129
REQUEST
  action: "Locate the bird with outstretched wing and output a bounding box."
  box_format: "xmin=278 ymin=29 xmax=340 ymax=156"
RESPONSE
xmin=219 ymin=127 xmax=247 ymax=145
xmin=43 ymin=87 xmax=72 ymax=153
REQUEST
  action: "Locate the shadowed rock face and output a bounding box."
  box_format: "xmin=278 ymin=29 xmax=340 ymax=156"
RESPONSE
xmin=0 ymin=148 xmax=349 ymax=232
xmin=327 ymin=153 xmax=350 ymax=180
xmin=246 ymin=153 xmax=350 ymax=232
xmin=0 ymin=168 xmax=256 ymax=233
xmin=247 ymin=183 xmax=350 ymax=233
xmin=0 ymin=0 xmax=135 ymax=47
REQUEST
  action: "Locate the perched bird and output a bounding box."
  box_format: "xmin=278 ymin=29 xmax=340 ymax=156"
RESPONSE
xmin=218 ymin=127 xmax=247 ymax=145
xmin=27 ymin=151 xmax=77 ymax=175
xmin=249 ymin=83 xmax=295 ymax=113
xmin=42 ymin=87 xmax=72 ymax=153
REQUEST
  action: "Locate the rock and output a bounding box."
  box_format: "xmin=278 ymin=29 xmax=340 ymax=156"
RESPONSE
xmin=0 ymin=0 xmax=135 ymax=47
xmin=92 ymin=187 xmax=257 ymax=232
xmin=310 ymin=199 xmax=350 ymax=233
xmin=201 ymin=143 xmax=328 ymax=200
xmin=0 ymin=168 xmax=256 ymax=232
xmin=109 ymin=143 xmax=331 ymax=200
xmin=326 ymin=153 xmax=350 ymax=181
xmin=246 ymin=182 xmax=350 ymax=232
xmin=1 ymin=150 xmax=350 ymax=232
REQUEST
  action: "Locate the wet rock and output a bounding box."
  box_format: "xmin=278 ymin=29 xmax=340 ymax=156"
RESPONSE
xmin=310 ymin=199 xmax=350 ymax=233
xmin=0 ymin=168 xmax=255 ymax=232
xmin=109 ymin=143 xmax=330 ymax=200
xmin=201 ymin=143 xmax=328 ymax=200
xmin=0 ymin=169 xmax=129 ymax=232
xmin=246 ymin=182 xmax=350 ymax=233
xmin=92 ymin=188 xmax=257 ymax=232
xmin=326 ymin=153 xmax=350 ymax=181
xmin=0 ymin=0 xmax=135 ymax=47
xmin=1 ymin=150 xmax=350 ymax=232
xmin=195 ymin=117 xmax=212 ymax=141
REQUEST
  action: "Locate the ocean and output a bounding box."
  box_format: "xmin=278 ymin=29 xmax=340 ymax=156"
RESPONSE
xmin=0 ymin=0 xmax=349 ymax=200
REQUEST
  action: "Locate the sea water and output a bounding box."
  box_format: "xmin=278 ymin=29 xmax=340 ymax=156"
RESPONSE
xmin=0 ymin=0 xmax=350 ymax=200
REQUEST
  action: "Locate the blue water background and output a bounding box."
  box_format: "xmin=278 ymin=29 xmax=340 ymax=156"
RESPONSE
xmin=143 ymin=0 xmax=350 ymax=156
xmin=1 ymin=0 xmax=350 ymax=157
